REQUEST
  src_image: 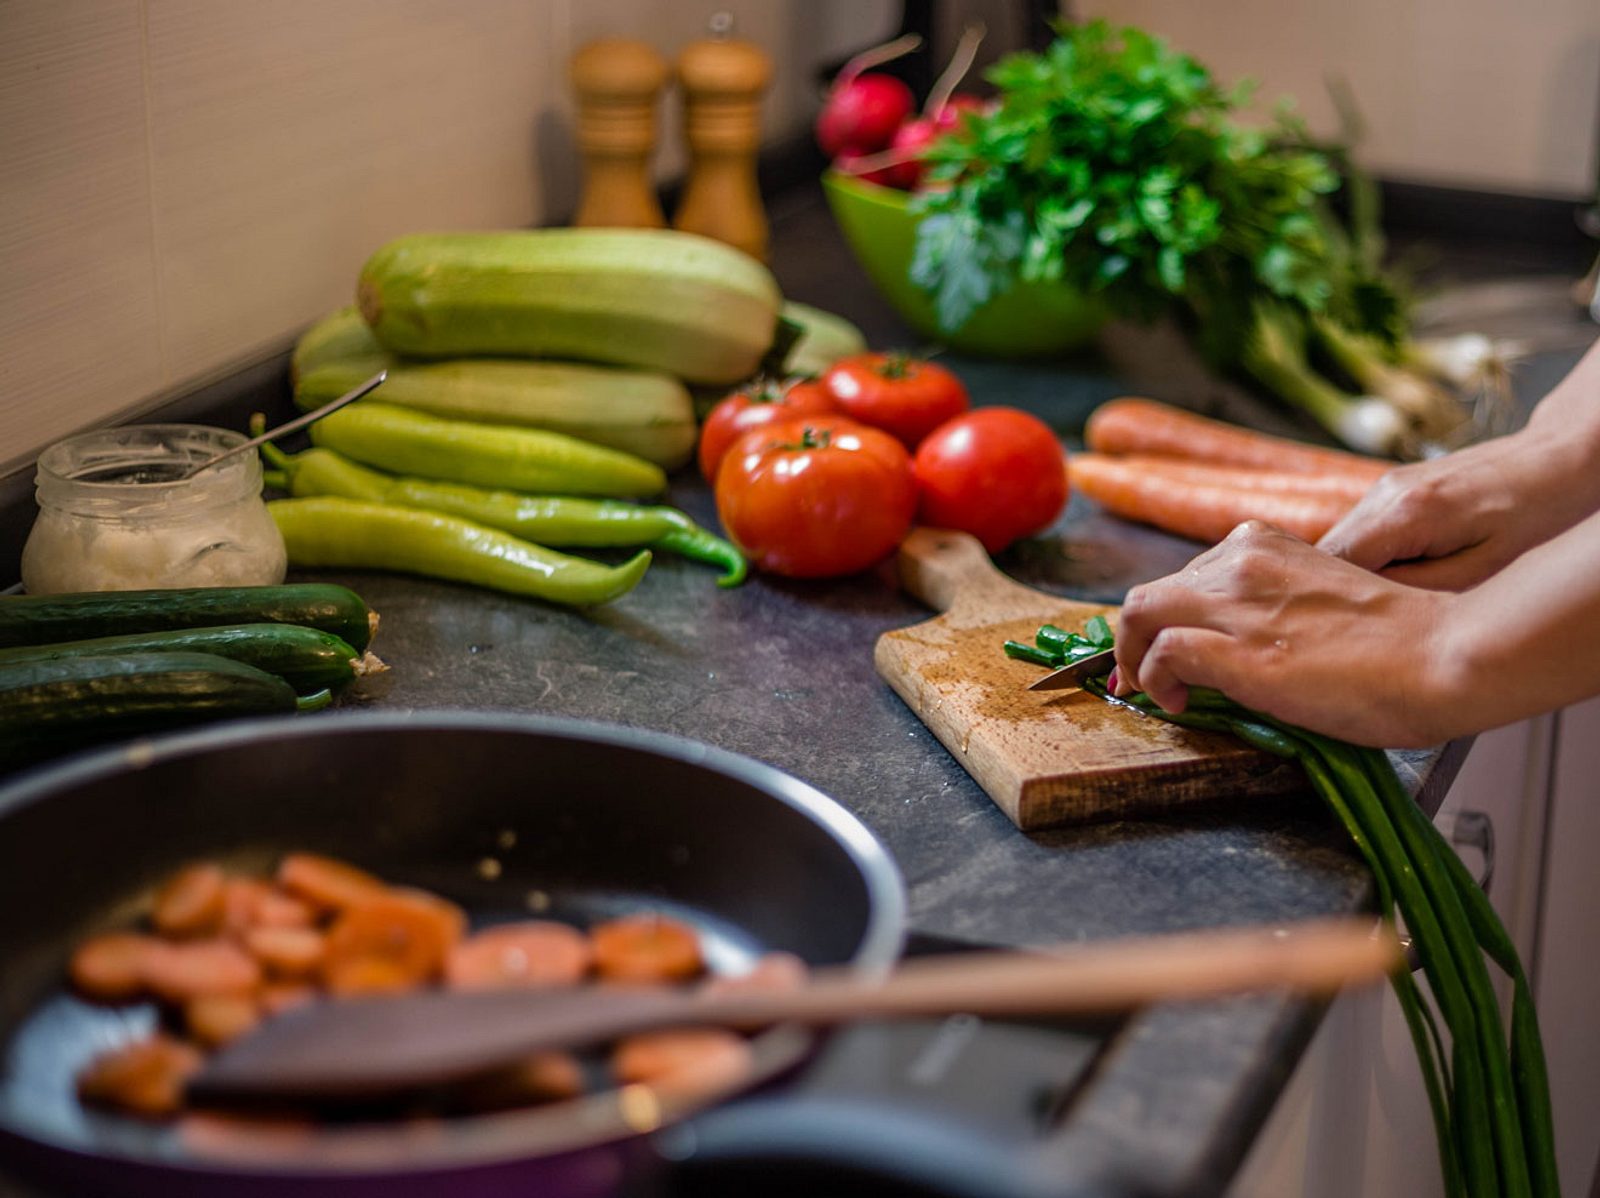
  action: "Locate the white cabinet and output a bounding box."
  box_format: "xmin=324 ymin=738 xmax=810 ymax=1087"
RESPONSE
xmin=1230 ymin=708 xmax=1599 ymax=1197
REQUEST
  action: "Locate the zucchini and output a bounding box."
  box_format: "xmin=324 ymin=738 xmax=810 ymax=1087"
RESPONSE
xmin=0 ymin=584 xmax=375 ymax=652
xmin=0 ymin=653 xmax=326 ymax=771
xmin=290 ymin=305 xmax=390 ymax=384
xmin=357 ymin=229 xmax=781 ymax=386
xmin=781 ymin=301 xmax=867 ymax=377
xmin=0 ymin=624 xmax=374 ymax=695
xmin=295 ymin=357 xmax=697 ymax=470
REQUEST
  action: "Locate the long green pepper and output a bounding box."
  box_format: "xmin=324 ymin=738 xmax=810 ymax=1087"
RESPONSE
xmin=260 ymin=441 xmax=745 ymax=586
xmin=1012 ymin=621 xmax=1558 ymax=1197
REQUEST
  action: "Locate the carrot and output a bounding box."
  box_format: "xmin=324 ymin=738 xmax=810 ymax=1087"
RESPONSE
xmin=69 ymin=932 xmax=164 ymax=1003
xmin=590 ymin=914 xmax=703 ymax=985
xmin=321 ymin=892 xmax=462 ymax=996
xmin=77 ymin=1034 xmax=204 ymax=1119
xmin=461 ymin=1051 xmax=587 ymax=1111
xmin=260 ymin=981 xmax=318 ymax=1017
xmin=1085 ymin=397 xmax=1392 ymax=481
xmin=611 ymin=1028 xmax=753 ymax=1098
xmin=699 ymin=951 xmax=809 ymax=998
xmin=152 ymin=863 xmax=227 ymax=939
xmin=1086 ymin=454 xmax=1378 ymax=504
xmin=445 ymin=921 xmax=591 ymax=991
xmin=275 ymin=853 xmax=389 ymax=913
xmin=143 ymin=938 xmax=262 ymax=1004
xmin=184 ymin=993 xmax=261 ymax=1049
xmin=178 ymin=1110 xmax=317 ymax=1160
xmin=242 ymin=926 xmax=326 ymax=979
xmin=1069 ymin=453 xmax=1355 ymax=544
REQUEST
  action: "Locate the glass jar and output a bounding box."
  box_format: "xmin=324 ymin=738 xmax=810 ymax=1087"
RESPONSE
xmin=20 ymin=424 xmax=287 ymax=594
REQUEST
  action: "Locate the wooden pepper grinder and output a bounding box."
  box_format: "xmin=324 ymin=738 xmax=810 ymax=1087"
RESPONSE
xmin=672 ymin=14 xmax=772 ymax=260
xmin=570 ymin=38 xmax=669 ymax=228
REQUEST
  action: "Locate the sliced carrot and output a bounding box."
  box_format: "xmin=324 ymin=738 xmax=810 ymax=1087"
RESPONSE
xmin=143 ymin=938 xmax=262 ymax=1004
xmin=391 ymin=886 xmax=469 ymax=944
xmin=152 ymin=863 xmax=227 ymax=939
xmin=69 ymin=932 xmax=164 ymax=1003
xmin=242 ymin=926 xmax=326 ymax=979
xmin=178 ymin=1110 xmax=317 ymax=1160
xmin=1086 ymin=454 xmax=1377 ymax=504
xmin=1085 ymin=397 xmax=1392 ymax=481
xmin=275 ymin=853 xmax=389 ymax=913
xmin=77 ymin=1034 xmax=204 ymax=1119
xmin=1069 ymin=452 xmax=1355 ymax=544
xmin=259 ymin=981 xmax=318 ymax=1018
xmin=611 ymin=1028 xmax=753 ymax=1098
xmin=321 ymin=892 xmax=462 ymax=996
xmin=446 ymin=921 xmax=591 ymax=991
xmin=591 ymin=914 xmax=703 ymax=985
xmin=700 ymin=951 xmax=809 ymax=997
xmin=221 ymin=878 xmax=272 ymax=936
xmin=461 ymin=1051 xmax=587 ymax=1111
xmin=185 ymin=993 xmax=261 ymax=1049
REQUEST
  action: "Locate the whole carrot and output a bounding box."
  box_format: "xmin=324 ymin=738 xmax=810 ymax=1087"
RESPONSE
xmin=1086 ymin=398 xmax=1392 ymax=481
xmin=1069 ymin=453 xmax=1354 ymax=544
xmin=1090 ymin=455 xmax=1379 ymax=504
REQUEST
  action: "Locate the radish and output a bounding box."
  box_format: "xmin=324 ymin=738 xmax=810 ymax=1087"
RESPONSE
xmin=815 ymin=34 xmax=921 ymax=157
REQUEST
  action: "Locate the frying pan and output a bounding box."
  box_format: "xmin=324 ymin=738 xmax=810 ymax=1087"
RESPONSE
xmin=0 ymin=712 xmax=906 ymax=1198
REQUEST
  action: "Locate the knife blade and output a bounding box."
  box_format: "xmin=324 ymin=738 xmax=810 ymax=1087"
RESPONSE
xmin=1026 ymin=648 xmax=1118 ymax=692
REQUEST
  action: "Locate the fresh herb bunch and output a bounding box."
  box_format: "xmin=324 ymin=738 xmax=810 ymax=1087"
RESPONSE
xmin=908 ymin=21 xmax=1466 ymax=454
xmin=1006 ymin=620 xmax=1559 ymax=1197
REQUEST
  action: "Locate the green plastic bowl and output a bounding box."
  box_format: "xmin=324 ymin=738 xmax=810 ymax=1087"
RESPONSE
xmin=822 ymin=170 xmax=1105 ymax=359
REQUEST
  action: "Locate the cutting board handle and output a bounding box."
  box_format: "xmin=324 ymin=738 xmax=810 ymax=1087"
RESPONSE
xmin=895 ymin=528 xmax=1037 ymax=616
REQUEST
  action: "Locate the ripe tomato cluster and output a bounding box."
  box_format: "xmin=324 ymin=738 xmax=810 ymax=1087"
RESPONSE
xmin=704 ymin=354 xmax=1069 ymax=579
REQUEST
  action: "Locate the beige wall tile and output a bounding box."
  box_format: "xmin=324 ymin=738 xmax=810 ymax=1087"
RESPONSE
xmin=0 ymin=0 xmax=164 ymax=475
xmin=145 ymin=0 xmax=556 ymax=383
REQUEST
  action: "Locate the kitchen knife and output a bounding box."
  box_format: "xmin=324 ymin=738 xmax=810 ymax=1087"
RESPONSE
xmin=1026 ymin=648 xmax=1117 ymax=692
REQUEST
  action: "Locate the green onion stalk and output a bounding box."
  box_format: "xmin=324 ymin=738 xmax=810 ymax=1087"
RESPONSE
xmin=1003 ymin=623 xmax=1561 ymax=1197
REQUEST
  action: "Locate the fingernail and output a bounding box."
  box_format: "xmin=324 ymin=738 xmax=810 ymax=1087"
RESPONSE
xmin=1106 ymin=666 xmax=1120 ymax=693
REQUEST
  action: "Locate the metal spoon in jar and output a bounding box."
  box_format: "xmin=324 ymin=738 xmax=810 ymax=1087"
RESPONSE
xmin=178 ymin=370 xmax=388 ymax=480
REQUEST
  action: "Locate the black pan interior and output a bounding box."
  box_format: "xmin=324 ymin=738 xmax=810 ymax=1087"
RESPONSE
xmin=0 ymin=712 xmax=905 ymax=1192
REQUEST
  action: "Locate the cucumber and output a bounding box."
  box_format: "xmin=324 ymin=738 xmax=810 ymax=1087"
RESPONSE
xmin=0 ymin=584 xmax=375 ymax=652
xmin=290 ymin=305 xmax=391 ymax=384
xmin=0 ymin=653 xmax=322 ymax=771
xmin=0 ymin=624 xmax=370 ymax=695
xmin=357 ymin=229 xmax=781 ymax=385
xmin=295 ymin=357 xmax=698 ymax=470
xmin=781 ymin=301 xmax=867 ymax=377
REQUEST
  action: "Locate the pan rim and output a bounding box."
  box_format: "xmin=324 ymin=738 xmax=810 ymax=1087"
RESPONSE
xmin=0 ymin=710 xmax=908 ymax=1182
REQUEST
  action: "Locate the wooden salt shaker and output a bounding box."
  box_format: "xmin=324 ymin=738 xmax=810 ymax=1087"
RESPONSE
xmin=672 ymin=18 xmax=772 ymax=260
xmin=570 ymin=38 xmax=669 ymax=228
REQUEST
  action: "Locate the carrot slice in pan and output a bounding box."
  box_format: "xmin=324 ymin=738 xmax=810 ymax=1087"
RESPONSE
xmin=69 ymin=932 xmax=164 ymax=1003
xmin=78 ymin=1034 xmax=204 ymax=1119
xmin=612 ymin=1028 xmax=753 ymax=1098
xmin=243 ymin=926 xmax=326 ymax=979
xmin=446 ymin=921 xmax=592 ymax=990
xmin=152 ymin=863 xmax=227 ymax=939
xmin=259 ymin=981 xmax=318 ymax=1018
xmin=321 ymin=892 xmax=462 ymax=996
xmin=276 ymin=853 xmax=389 ymax=913
xmin=185 ymin=993 xmax=262 ymax=1049
xmin=591 ymin=914 xmax=703 ymax=984
xmin=143 ymin=939 xmax=262 ymax=1004
xmin=700 ymin=951 xmax=809 ymax=997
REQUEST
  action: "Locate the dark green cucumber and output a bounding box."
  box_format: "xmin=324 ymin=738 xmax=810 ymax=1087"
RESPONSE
xmin=0 ymin=652 xmax=329 ymax=771
xmin=0 ymin=624 xmax=369 ymax=694
xmin=0 ymin=584 xmax=375 ymax=652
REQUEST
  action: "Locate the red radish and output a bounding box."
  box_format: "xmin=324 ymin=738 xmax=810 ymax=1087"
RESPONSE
xmin=815 ymin=34 xmax=922 ymax=157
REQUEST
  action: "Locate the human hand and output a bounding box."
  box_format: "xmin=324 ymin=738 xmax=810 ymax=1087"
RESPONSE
xmin=1319 ymin=422 xmax=1600 ymax=591
xmin=1112 ymin=521 xmax=1460 ymax=748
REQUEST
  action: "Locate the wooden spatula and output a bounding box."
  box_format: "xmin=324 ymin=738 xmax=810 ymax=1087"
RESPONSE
xmin=189 ymin=918 xmax=1399 ymax=1108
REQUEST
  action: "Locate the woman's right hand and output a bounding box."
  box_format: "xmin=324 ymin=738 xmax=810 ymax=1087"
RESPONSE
xmin=1318 ymin=423 xmax=1600 ymax=590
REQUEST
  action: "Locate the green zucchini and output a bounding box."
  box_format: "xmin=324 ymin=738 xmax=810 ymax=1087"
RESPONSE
xmin=295 ymin=357 xmax=698 ymax=470
xmin=0 ymin=653 xmax=329 ymax=771
xmin=0 ymin=584 xmax=376 ymax=652
xmin=290 ymin=305 xmax=391 ymax=384
xmin=357 ymin=228 xmax=781 ymax=385
xmin=0 ymin=624 xmax=373 ymax=695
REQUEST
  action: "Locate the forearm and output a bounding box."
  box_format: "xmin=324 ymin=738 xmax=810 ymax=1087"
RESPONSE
xmin=1430 ymin=505 xmax=1600 ymax=737
xmin=1524 ymin=338 xmax=1600 ymax=469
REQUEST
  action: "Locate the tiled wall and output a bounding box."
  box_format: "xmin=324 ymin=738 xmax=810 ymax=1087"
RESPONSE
xmin=0 ymin=0 xmax=892 ymax=474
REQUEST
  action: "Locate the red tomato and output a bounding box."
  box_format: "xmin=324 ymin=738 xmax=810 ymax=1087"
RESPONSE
xmin=912 ymin=407 xmax=1069 ymax=552
xmin=697 ymin=378 xmax=837 ymax=481
xmin=715 ymin=415 xmax=916 ymax=579
xmin=823 ymin=354 xmax=970 ymax=448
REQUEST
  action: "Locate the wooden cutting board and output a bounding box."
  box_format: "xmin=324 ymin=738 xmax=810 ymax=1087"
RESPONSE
xmin=874 ymin=529 xmax=1304 ymax=830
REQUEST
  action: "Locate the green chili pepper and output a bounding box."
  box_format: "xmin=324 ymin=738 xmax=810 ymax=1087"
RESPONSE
xmin=310 ymin=402 xmax=666 ymax=499
xmin=261 ymin=442 xmax=746 ymax=587
xmin=1003 ymin=640 xmax=1059 ymax=668
xmin=269 ymin=497 xmax=650 ymax=607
